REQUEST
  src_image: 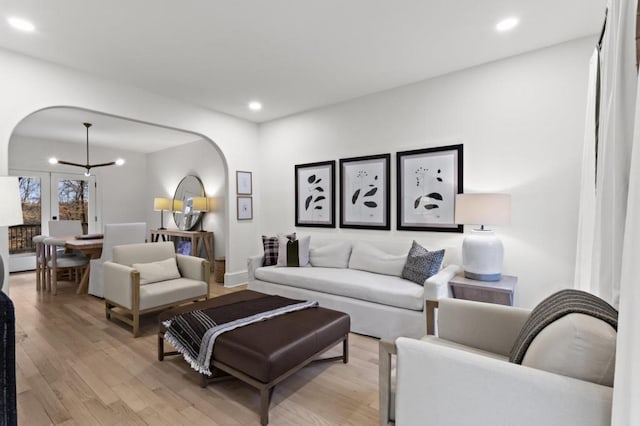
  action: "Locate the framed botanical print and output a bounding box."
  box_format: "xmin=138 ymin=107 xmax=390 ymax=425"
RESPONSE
xmin=237 ymin=196 xmax=253 ymax=220
xmin=396 ymin=144 xmax=463 ymax=232
xmin=295 ymin=160 xmax=336 ymax=227
xmin=339 ymin=153 xmax=390 ymax=230
xmin=236 ymin=171 xmax=252 ymax=195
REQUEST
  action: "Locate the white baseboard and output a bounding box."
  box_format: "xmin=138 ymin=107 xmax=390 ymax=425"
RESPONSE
xmin=224 ymin=270 xmax=248 ymax=287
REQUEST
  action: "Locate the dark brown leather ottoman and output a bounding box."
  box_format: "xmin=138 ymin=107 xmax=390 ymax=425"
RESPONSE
xmin=158 ymin=290 xmax=350 ymax=425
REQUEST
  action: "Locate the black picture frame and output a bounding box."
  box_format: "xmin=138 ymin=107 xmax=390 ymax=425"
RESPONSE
xmin=294 ymin=160 xmax=336 ymax=228
xmin=339 ymin=153 xmax=391 ymax=230
xmin=396 ymin=144 xmax=463 ymax=232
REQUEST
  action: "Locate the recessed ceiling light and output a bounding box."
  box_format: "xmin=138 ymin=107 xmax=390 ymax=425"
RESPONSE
xmin=48 ymin=157 xmax=58 ymax=164
xmin=496 ymin=17 xmax=519 ymax=32
xmin=7 ymin=16 xmax=35 ymax=32
xmin=115 ymin=158 xmax=125 ymax=166
xmin=248 ymin=101 xmax=262 ymax=111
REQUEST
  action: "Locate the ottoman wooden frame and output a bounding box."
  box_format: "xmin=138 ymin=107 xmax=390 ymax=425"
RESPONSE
xmin=158 ymin=292 xmax=349 ymax=425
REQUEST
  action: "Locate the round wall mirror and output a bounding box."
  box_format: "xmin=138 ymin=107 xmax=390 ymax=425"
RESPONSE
xmin=173 ymin=175 xmax=205 ymax=231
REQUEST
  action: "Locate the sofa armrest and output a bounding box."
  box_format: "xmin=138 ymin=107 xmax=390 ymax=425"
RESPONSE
xmin=437 ymin=298 xmax=531 ymax=356
xmin=176 ymin=254 xmax=209 ymax=281
xmin=103 ymin=261 xmax=137 ymax=309
xmin=176 ymin=254 xmax=211 ymax=297
xmin=379 ymin=339 xmax=397 ymax=426
xmin=395 ymin=338 xmax=612 ymax=426
xmin=247 ymin=255 xmax=264 ymax=281
xmin=424 ymin=264 xmax=461 ymax=301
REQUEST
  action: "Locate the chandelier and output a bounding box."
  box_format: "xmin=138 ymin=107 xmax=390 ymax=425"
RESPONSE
xmin=48 ymin=122 xmax=125 ymax=176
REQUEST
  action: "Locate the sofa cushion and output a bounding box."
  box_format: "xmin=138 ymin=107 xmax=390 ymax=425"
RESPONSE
xmin=261 ymin=233 xmax=296 ymax=266
xmin=254 ymin=266 xmax=424 ymax=310
xmin=348 ymin=242 xmax=408 ymax=277
xmin=277 ymin=235 xmax=311 ymax=267
xmin=139 ymin=278 xmax=207 ymax=310
xmin=309 ymin=241 xmax=352 ymax=268
xmin=133 ymin=257 xmax=181 ymax=285
xmin=401 ymin=241 xmax=445 ymax=285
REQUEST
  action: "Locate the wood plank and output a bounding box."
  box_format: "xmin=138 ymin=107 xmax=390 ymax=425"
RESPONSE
xmin=10 ymin=270 xmax=381 ymax=425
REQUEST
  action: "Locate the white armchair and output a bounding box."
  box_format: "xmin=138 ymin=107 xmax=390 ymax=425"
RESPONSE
xmin=103 ymin=241 xmax=210 ymax=337
xmin=379 ymin=298 xmax=613 ymax=425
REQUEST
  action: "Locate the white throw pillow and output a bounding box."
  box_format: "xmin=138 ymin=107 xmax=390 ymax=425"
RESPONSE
xmin=521 ymin=313 xmax=617 ymax=386
xmin=277 ymin=235 xmax=311 ymax=267
xmin=133 ymin=257 xmax=181 ymax=285
xmin=309 ymin=241 xmax=352 ymax=268
xmin=348 ymin=242 xmax=407 ymax=277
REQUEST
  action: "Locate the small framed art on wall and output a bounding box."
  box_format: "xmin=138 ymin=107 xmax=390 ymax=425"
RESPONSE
xmin=237 ymin=196 xmax=253 ymax=220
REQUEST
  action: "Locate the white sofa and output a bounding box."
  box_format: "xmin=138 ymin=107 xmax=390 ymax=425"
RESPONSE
xmin=248 ymin=239 xmax=460 ymax=339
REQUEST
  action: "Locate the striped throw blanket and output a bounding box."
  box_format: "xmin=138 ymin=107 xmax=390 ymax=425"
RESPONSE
xmin=509 ymin=289 xmax=618 ymax=364
xmin=163 ymin=294 xmax=318 ymax=375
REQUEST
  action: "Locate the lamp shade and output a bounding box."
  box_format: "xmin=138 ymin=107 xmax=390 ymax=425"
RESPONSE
xmin=153 ymin=197 xmax=171 ymax=211
xmin=455 ymin=193 xmax=511 ymax=226
xmin=0 ymin=177 xmax=24 ymax=226
xmin=172 ymin=199 xmax=184 ymax=212
xmin=191 ymin=196 xmax=209 ymax=212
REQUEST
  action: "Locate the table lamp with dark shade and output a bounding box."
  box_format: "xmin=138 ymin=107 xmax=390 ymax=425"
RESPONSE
xmin=0 ymin=177 xmax=24 ymax=290
xmin=455 ymin=193 xmax=511 ymax=282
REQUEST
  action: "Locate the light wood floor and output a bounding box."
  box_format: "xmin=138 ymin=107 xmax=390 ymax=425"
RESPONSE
xmin=10 ymin=271 xmax=380 ymax=425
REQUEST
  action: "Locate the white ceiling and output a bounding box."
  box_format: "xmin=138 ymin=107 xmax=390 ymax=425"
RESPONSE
xmin=1 ymin=0 xmax=606 ymax=124
xmin=12 ymin=108 xmax=201 ymax=153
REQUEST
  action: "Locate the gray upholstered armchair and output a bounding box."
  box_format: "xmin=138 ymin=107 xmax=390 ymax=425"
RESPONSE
xmin=103 ymin=241 xmax=210 ymax=336
xmin=379 ymin=298 xmax=614 ymax=425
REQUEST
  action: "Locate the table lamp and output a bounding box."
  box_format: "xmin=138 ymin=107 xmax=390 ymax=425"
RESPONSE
xmin=0 ymin=177 xmax=24 ymax=290
xmin=154 ymin=197 xmax=171 ymax=230
xmin=191 ymin=197 xmax=209 ymax=231
xmin=455 ymin=193 xmax=511 ymax=281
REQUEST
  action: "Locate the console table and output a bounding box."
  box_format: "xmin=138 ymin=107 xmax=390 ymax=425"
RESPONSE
xmin=150 ymin=229 xmax=214 ymax=271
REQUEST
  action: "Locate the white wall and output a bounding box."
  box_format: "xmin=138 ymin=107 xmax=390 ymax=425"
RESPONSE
xmin=0 ymin=47 xmax=260 ymax=292
xmin=258 ymin=37 xmax=595 ymax=308
xmin=146 ymin=139 xmax=226 ymax=259
xmin=9 ymin=135 xmax=148 ymax=228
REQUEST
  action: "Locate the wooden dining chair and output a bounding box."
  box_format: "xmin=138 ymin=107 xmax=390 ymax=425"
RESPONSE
xmin=32 ymin=235 xmax=47 ymax=291
xmin=43 ymin=237 xmax=89 ymax=295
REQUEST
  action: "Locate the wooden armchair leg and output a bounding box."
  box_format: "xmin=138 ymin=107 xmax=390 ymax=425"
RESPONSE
xmin=379 ymin=339 xmax=397 ymax=426
xmin=132 ymin=312 xmax=140 ymax=337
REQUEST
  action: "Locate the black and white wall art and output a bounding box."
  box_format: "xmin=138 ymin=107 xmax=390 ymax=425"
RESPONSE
xmin=397 ymin=144 xmax=463 ymax=232
xmin=295 ymin=160 xmax=336 ymax=227
xmin=340 ymin=154 xmax=390 ymax=230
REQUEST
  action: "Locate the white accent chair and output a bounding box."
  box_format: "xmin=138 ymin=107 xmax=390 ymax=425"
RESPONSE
xmin=103 ymin=241 xmax=210 ymax=337
xmin=88 ymin=222 xmax=147 ymax=298
xmin=379 ymin=298 xmax=613 ymax=425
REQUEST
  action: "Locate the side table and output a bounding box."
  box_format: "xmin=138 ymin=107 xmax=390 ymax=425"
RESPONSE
xmin=448 ymin=274 xmax=517 ymax=306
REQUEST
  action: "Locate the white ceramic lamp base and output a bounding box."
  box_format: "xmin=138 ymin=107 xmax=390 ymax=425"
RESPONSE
xmin=462 ymin=229 xmax=504 ymax=281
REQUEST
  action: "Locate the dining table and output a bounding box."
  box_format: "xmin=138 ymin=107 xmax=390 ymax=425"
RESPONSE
xmin=64 ymin=235 xmax=104 ymax=295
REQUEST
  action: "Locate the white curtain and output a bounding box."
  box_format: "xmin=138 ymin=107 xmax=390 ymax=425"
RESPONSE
xmin=573 ymin=0 xmax=639 ymax=423
xmin=574 ymin=48 xmax=599 ymax=294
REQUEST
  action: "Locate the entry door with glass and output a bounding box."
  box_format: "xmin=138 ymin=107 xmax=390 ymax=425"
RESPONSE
xmin=50 ymin=173 xmax=97 ymax=235
xmin=8 ymin=171 xmax=99 ymax=272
